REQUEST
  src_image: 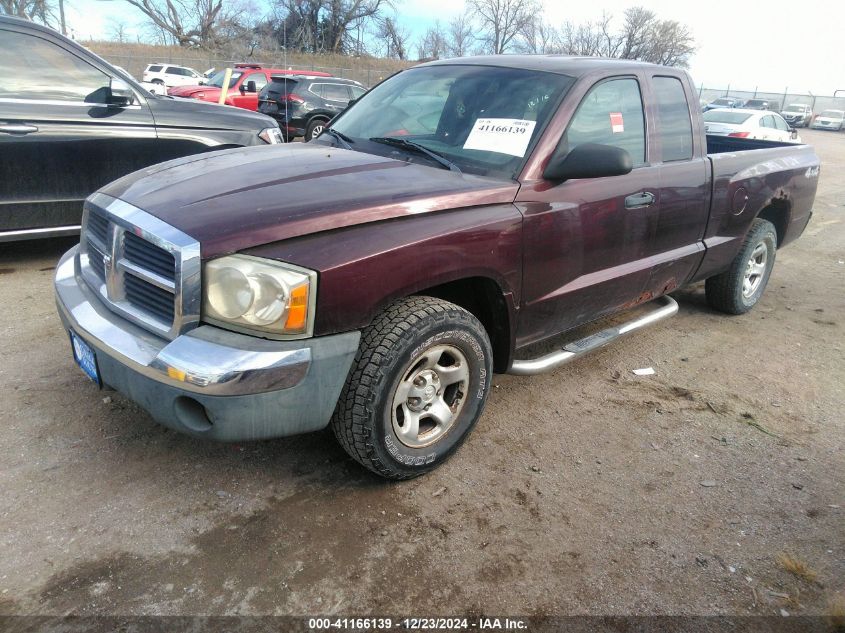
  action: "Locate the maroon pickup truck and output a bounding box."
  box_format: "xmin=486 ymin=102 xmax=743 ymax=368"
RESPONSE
xmin=55 ymin=56 xmax=820 ymax=479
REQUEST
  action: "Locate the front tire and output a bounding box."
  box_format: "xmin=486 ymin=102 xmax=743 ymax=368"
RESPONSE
xmin=705 ymin=218 xmax=777 ymax=314
xmin=331 ymin=296 xmax=493 ymax=480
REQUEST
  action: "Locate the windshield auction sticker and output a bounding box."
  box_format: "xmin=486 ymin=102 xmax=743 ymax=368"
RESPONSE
xmin=464 ymin=118 xmax=537 ymax=157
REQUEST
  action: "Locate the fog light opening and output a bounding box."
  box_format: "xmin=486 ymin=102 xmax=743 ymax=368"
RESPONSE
xmin=174 ymin=396 xmax=214 ymax=433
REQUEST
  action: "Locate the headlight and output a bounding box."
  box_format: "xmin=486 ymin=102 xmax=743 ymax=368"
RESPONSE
xmin=203 ymin=255 xmax=316 ymax=337
xmin=258 ymin=127 xmax=284 ymax=144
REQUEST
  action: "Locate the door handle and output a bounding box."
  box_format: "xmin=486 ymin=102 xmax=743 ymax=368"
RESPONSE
xmin=0 ymin=124 xmax=39 ymax=135
xmin=625 ymin=191 xmax=655 ymax=209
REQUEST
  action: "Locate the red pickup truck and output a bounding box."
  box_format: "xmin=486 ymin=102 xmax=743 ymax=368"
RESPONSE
xmin=55 ymin=57 xmax=819 ymax=479
xmin=167 ymin=63 xmax=331 ymax=111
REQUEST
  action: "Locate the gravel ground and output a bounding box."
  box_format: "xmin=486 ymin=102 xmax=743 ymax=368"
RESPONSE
xmin=0 ymin=129 xmax=842 ymax=620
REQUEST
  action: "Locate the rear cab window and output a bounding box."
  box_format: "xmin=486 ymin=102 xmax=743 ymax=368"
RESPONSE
xmin=653 ymin=76 xmax=693 ymax=162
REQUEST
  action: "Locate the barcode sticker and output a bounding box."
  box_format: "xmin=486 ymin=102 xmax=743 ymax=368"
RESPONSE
xmin=463 ymin=118 xmax=537 ymax=157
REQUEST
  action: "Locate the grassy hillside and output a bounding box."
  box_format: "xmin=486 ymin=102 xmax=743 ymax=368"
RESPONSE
xmin=85 ymin=41 xmax=412 ymax=87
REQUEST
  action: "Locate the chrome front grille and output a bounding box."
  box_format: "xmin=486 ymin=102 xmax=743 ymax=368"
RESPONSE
xmin=78 ymin=192 xmax=201 ymax=340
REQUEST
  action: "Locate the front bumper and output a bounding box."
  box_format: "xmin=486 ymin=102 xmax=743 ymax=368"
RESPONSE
xmin=55 ymin=246 xmax=360 ymax=441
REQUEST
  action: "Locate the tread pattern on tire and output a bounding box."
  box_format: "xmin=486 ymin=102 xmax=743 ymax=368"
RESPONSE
xmin=330 ymin=296 xmax=486 ymax=480
xmin=705 ymin=218 xmax=777 ymax=315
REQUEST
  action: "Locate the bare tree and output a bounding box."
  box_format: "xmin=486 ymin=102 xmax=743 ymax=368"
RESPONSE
xmin=446 ymin=11 xmax=475 ymax=57
xmin=467 ymin=0 xmax=536 ymax=54
xmin=121 ymin=0 xmax=225 ymax=47
xmin=555 ymin=6 xmax=694 ymax=67
xmin=376 ymin=15 xmax=410 ymax=60
xmin=268 ymin=0 xmax=390 ymax=54
xmin=0 ymin=0 xmax=55 ymax=25
xmin=519 ymin=13 xmax=559 ymax=54
xmin=559 ymin=14 xmax=618 ymax=57
xmin=107 ymin=18 xmax=129 ymax=43
xmin=417 ymin=20 xmax=447 ymax=60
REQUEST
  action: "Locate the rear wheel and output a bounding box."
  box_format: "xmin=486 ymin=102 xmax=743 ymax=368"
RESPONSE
xmin=331 ymin=296 xmax=493 ymax=480
xmin=705 ymin=218 xmax=777 ymax=314
xmin=305 ymin=119 xmax=327 ymax=142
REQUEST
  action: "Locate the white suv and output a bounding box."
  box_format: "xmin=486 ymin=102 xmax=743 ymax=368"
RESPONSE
xmin=142 ymin=64 xmax=203 ymax=87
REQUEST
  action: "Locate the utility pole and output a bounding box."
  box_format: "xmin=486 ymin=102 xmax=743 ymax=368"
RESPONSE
xmin=59 ymin=0 xmax=67 ymax=36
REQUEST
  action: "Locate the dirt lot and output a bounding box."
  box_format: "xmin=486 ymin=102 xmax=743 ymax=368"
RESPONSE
xmin=0 ymin=129 xmax=842 ymax=621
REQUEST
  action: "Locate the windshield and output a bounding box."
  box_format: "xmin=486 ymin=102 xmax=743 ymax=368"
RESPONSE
xmin=821 ymin=110 xmax=844 ymax=118
xmin=704 ymin=111 xmax=753 ymax=124
xmin=712 ymin=99 xmax=733 ymax=105
xmin=205 ymin=69 xmax=243 ymax=89
xmin=326 ymin=64 xmax=575 ymax=179
xmin=784 ymin=105 xmax=805 ymax=112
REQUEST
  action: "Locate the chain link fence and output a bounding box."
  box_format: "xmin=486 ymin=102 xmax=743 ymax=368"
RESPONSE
xmin=698 ymin=86 xmax=845 ymax=114
xmin=97 ymin=46 xmax=845 ymax=109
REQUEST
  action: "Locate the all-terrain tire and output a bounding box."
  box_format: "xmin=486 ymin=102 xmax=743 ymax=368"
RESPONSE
xmin=706 ymin=218 xmax=778 ymax=314
xmin=330 ymin=296 xmax=493 ymax=480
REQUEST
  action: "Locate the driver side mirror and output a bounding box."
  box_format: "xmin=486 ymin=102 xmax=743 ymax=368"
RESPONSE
xmin=107 ymin=77 xmax=135 ymax=107
xmin=789 ymin=127 xmax=798 ymax=139
xmin=241 ymin=80 xmax=257 ymax=94
xmin=544 ymin=142 xmax=633 ymax=181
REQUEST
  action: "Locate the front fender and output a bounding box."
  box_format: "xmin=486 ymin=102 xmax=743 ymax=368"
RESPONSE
xmin=242 ymin=204 xmax=524 ymax=336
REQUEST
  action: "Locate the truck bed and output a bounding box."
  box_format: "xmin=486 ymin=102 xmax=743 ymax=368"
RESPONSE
xmin=691 ymin=135 xmax=819 ymax=283
xmin=706 ymin=134 xmax=802 ymax=154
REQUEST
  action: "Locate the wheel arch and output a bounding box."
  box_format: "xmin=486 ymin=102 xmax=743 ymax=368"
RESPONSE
xmin=756 ymin=199 xmax=791 ymax=246
xmin=411 ymin=276 xmax=515 ymax=374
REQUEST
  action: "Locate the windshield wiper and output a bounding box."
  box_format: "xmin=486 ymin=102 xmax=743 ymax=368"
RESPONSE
xmin=322 ymin=127 xmax=354 ymax=150
xmin=369 ymin=137 xmax=462 ymax=174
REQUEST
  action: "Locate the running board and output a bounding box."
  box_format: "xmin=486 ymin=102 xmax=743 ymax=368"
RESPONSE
xmin=508 ymin=296 xmax=679 ymax=376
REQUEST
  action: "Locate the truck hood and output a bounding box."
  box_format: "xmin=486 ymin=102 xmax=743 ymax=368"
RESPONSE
xmin=99 ymin=144 xmax=520 ymax=258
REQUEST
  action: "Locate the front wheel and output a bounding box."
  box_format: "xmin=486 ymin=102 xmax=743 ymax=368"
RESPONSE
xmin=705 ymin=218 xmax=777 ymax=314
xmin=331 ymin=296 xmax=493 ymax=480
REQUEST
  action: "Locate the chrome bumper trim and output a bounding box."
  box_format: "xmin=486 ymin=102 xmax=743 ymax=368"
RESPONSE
xmin=55 ymin=246 xmax=311 ymax=396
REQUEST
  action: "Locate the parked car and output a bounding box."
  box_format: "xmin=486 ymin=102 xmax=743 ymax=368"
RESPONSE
xmin=704 ymin=97 xmax=743 ymax=111
xmin=780 ymin=103 xmax=813 ymax=127
xmin=741 ymin=98 xmax=779 ymax=111
xmin=168 ymin=64 xmax=332 ymax=112
xmin=258 ymin=75 xmax=366 ymax=141
xmin=55 ymin=56 xmax=819 ymax=479
xmin=703 ymin=108 xmax=801 ymax=143
xmin=0 ymin=16 xmax=284 ymax=242
xmin=142 ymin=63 xmax=204 ymax=87
xmin=810 ymin=109 xmax=845 ymax=131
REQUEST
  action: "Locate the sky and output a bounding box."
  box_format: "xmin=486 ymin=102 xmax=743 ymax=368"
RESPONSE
xmin=66 ymin=0 xmax=844 ymax=95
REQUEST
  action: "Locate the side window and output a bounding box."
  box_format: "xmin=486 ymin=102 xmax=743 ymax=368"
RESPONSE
xmin=564 ymin=77 xmax=646 ymax=167
xmin=760 ymin=115 xmax=775 ymax=128
xmin=0 ymin=30 xmax=110 ymax=102
xmin=773 ymin=116 xmax=789 ymax=131
xmin=148 ymin=65 xmax=163 ymax=73
xmin=351 ymin=86 xmax=365 ymax=99
xmin=323 ymin=83 xmax=351 ymax=102
xmin=242 ymin=73 xmax=267 ymax=92
xmin=653 ymin=76 xmax=693 ymax=162
xmin=308 ymin=83 xmax=324 ymax=98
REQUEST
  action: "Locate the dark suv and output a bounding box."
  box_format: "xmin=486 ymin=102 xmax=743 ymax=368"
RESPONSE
xmin=257 ymin=76 xmax=366 ymax=141
xmin=0 ymin=16 xmax=283 ymax=242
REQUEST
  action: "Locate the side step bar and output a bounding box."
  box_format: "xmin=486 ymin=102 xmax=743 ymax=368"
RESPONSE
xmin=508 ymin=296 xmax=679 ymax=376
